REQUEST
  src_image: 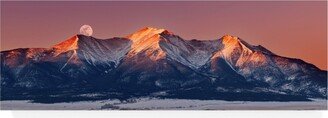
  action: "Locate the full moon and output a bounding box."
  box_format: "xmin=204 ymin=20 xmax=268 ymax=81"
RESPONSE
xmin=79 ymin=25 xmax=93 ymax=36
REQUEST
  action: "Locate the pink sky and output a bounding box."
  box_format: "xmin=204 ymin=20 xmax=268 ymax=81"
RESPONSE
xmin=1 ymin=1 xmax=327 ymax=70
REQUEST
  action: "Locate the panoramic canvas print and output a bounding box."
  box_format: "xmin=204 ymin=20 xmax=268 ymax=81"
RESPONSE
xmin=0 ymin=1 xmax=327 ymax=110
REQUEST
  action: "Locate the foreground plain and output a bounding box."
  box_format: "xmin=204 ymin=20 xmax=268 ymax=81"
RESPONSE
xmin=1 ymin=98 xmax=326 ymax=110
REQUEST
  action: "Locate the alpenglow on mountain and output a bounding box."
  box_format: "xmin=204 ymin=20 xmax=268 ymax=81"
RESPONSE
xmin=1 ymin=27 xmax=327 ymax=102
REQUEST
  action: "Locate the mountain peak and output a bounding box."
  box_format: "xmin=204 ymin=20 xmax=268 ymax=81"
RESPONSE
xmin=124 ymin=27 xmax=173 ymax=57
xmin=52 ymin=35 xmax=79 ymax=56
xmin=144 ymin=26 xmax=164 ymax=31
xmin=218 ymin=34 xmax=254 ymax=57
xmin=221 ymin=35 xmax=239 ymax=45
xmin=126 ymin=27 xmax=172 ymax=42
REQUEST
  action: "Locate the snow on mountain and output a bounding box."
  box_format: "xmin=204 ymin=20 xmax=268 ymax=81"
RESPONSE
xmin=126 ymin=27 xmax=167 ymax=60
xmin=211 ymin=35 xmax=253 ymax=66
xmin=204 ymin=34 xmax=326 ymax=97
xmin=49 ymin=35 xmax=132 ymax=67
xmin=52 ymin=35 xmax=79 ymax=56
xmin=1 ymin=35 xmax=132 ymax=88
xmin=126 ymin=27 xmax=219 ymax=69
xmin=75 ymin=35 xmax=131 ymax=67
xmin=160 ymin=34 xmax=220 ymax=69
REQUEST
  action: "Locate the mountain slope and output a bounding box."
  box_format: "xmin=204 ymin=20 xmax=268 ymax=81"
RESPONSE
xmin=1 ymin=35 xmax=132 ymax=88
xmin=207 ymin=35 xmax=327 ymax=97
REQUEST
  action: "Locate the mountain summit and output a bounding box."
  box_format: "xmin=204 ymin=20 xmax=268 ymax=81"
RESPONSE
xmin=127 ymin=27 xmax=172 ymax=42
xmin=1 ymin=27 xmax=326 ymax=102
xmin=52 ymin=35 xmax=79 ymax=56
xmin=126 ymin=27 xmax=166 ymax=54
xmin=126 ymin=27 xmax=174 ymax=55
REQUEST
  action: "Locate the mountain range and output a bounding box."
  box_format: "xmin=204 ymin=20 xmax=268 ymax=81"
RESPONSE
xmin=1 ymin=27 xmax=327 ymax=102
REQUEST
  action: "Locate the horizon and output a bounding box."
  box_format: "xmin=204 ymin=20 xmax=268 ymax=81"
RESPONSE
xmin=1 ymin=1 xmax=327 ymax=70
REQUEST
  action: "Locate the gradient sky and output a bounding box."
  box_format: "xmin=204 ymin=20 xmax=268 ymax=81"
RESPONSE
xmin=1 ymin=1 xmax=327 ymax=70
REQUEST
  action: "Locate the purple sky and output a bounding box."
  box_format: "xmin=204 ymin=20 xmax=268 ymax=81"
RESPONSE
xmin=1 ymin=1 xmax=327 ymax=69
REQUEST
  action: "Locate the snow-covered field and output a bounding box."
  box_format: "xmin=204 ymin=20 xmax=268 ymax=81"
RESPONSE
xmin=1 ymin=98 xmax=326 ymax=110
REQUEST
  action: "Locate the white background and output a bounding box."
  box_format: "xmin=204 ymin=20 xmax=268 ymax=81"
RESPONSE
xmin=0 ymin=111 xmax=328 ymax=118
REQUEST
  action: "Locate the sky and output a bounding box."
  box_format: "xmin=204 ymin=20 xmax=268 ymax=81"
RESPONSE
xmin=1 ymin=1 xmax=327 ymax=70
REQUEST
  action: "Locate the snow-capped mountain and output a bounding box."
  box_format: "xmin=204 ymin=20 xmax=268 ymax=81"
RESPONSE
xmin=1 ymin=27 xmax=326 ymax=102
